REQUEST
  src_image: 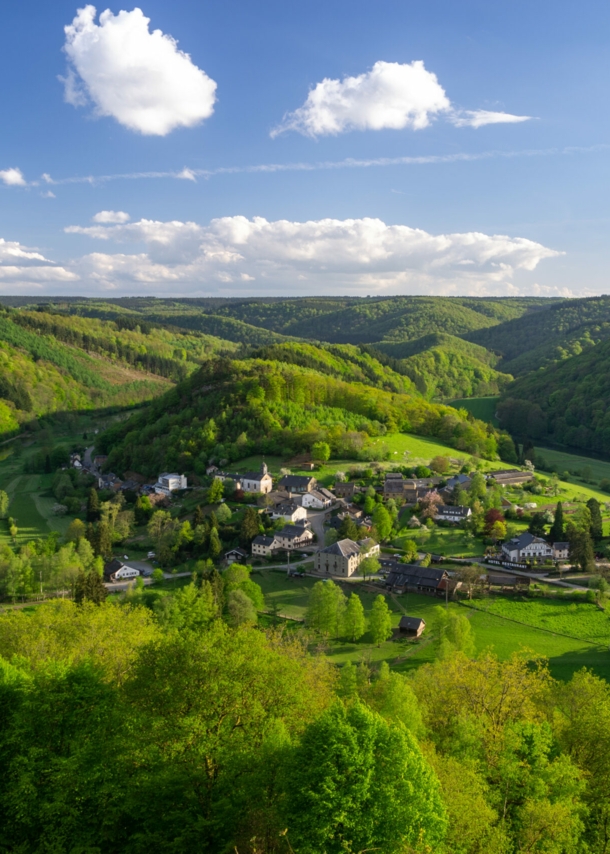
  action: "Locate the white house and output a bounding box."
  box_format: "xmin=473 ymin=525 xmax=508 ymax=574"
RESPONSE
xmin=434 ymin=505 xmax=472 ymax=524
xmin=270 ymin=501 xmax=308 ymax=524
xmin=155 ymin=473 xmax=188 ymax=495
xmin=218 ymin=463 xmax=273 ymax=494
xmin=252 ymin=535 xmax=277 ymax=557
xmin=502 ymin=532 xmax=553 ymax=562
xmin=273 ymin=524 xmax=314 ymax=550
xmin=302 ymin=488 xmax=334 ymax=510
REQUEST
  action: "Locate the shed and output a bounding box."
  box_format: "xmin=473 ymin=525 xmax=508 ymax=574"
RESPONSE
xmin=398 ymin=616 xmax=426 ymax=638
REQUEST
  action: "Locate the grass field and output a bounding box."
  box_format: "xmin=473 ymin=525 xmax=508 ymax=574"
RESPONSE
xmin=254 ymin=569 xmax=610 ymax=681
xmin=392 ymin=528 xmax=487 ymax=557
xmin=450 ymin=396 xmax=500 ymax=426
xmin=535 ymin=446 xmax=610 ymax=487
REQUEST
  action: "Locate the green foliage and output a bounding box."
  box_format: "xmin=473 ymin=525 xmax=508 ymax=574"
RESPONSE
xmin=344 ymin=592 xmax=366 ymax=641
xmin=369 ymin=595 xmax=393 ymax=645
xmin=306 ymin=580 xmax=347 ymax=638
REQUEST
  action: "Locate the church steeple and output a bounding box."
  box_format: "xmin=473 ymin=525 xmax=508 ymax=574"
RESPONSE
xmin=261 ymin=460 xmax=268 ymax=476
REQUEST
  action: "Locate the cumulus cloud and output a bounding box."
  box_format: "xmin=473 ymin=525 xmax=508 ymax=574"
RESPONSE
xmin=65 ymin=214 xmax=561 ymax=293
xmin=272 ymin=59 xmax=531 ymax=137
xmin=272 ymin=61 xmax=450 ymax=137
xmin=450 ymin=110 xmax=532 ymax=128
xmin=0 ymin=168 xmax=27 ymax=187
xmin=62 ymin=5 xmax=217 ymax=135
xmin=92 ymin=210 xmax=130 ymax=223
xmin=0 ymin=238 xmax=77 ymax=282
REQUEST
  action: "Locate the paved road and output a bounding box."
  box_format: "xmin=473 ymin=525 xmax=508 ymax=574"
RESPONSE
xmin=306 ymin=502 xmax=341 ymax=549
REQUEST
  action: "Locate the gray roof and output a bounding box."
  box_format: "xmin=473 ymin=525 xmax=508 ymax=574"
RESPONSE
xmin=278 ymin=524 xmax=313 ymax=540
xmin=505 ymin=532 xmax=546 ymax=550
xmin=253 ymin=535 xmax=275 ymax=547
xmin=319 ymin=538 xmax=361 ymax=558
xmin=554 ymin=541 xmax=569 ymax=549
xmin=279 ymin=475 xmax=316 ymax=488
xmin=274 ymin=501 xmax=301 ymax=513
xmin=436 ymin=505 xmax=470 ymax=517
xmin=446 ymin=474 xmax=471 ymax=489
xmin=225 ymin=547 xmax=248 ymax=557
xmin=386 ymin=565 xmax=446 ymax=590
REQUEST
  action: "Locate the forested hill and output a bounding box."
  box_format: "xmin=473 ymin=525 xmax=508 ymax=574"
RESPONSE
xmin=498 ymin=337 xmax=610 ymax=455
xmin=98 ymin=346 xmax=516 ymax=478
xmin=0 ymin=307 xmax=237 ymax=434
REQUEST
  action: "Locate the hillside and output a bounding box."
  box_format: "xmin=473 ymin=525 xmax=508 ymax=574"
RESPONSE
xmin=98 ymin=346 xmax=516 ymax=478
xmin=498 ymin=337 xmax=610 ymax=455
xmin=467 ymin=295 xmax=610 ymax=376
xmin=372 ymin=334 xmax=513 ymax=400
xmin=0 ymin=308 xmax=237 ymax=434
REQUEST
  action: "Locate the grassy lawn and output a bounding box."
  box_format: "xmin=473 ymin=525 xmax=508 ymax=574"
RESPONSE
xmin=450 ymin=396 xmax=499 ymax=426
xmin=392 ymin=527 xmax=486 ymax=558
xmin=535 ymin=446 xmax=610 ymax=489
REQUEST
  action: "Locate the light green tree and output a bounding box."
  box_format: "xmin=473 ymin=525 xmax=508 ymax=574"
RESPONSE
xmin=312 ymin=441 xmax=331 ymax=462
xmin=344 ymin=593 xmax=366 ymax=641
xmin=306 ymin=580 xmax=347 ymax=638
xmin=0 ymin=490 xmax=9 ymax=519
xmin=372 ymin=504 xmax=393 ymax=541
xmin=369 ymin=595 xmax=393 ymax=646
xmin=432 ymin=606 xmax=476 ymax=658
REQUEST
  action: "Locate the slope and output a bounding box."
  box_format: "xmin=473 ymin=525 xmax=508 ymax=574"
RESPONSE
xmin=97 ymin=346 xmax=515 ymax=478
xmin=497 ymin=337 xmax=610 ymax=454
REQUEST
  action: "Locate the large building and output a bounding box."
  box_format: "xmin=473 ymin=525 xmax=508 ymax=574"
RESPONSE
xmin=218 ymin=463 xmax=273 ymax=494
xmin=315 ymin=539 xmax=362 ymax=577
xmin=501 ymin=532 xmax=552 ymax=562
xmin=154 ymin=473 xmax=187 ymax=495
xmin=385 ymin=565 xmax=451 ymax=596
xmin=278 ymin=474 xmax=317 ymax=494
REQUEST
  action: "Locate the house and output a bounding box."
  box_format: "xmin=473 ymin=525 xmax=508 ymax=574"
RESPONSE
xmin=206 ymin=464 xmax=219 ymax=476
xmin=398 ymin=616 xmax=426 ymax=638
xmin=553 ymin=542 xmax=570 ymax=560
xmin=93 ymin=454 xmax=108 ymax=468
xmin=99 ymin=473 xmax=122 ymax=491
xmin=445 ymin=474 xmax=472 ymax=492
xmin=334 ymin=481 xmax=356 ymax=500
xmin=154 ymin=473 xmax=188 ymax=495
xmin=225 ymin=547 xmax=249 ymax=565
xmin=501 ymin=532 xmax=553 ymax=562
xmin=379 ymin=555 xmax=403 ymax=573
xmin=487 ymin=572 xmax=530 ymax=589
xmin=278 ymin=474 xmax=317 ymax=494
xmin=302 ymin=488 xmax=334 ymax=510
xmin=103 ymin=559 xmax=140 ymax=582
xmin=383 ymin=473 xmax=406 ymax=499
xmin=385 ymin=565 xmax=450 ymax=596
xmin=488 ymin=469 xmax=534 ymax=487
xmin=270 ymin=501 xmax=308 ymax=524
xmin=273 ymin=524 xmax=314 ymax=550
xmin=434 ymin=505 xmax=472 ymax=524
xmin=315 ymin=539 xmax=362 ymax=577
xmin=358 ymin=537 xmax=380 ymax=556
xmin=252 ymin=535 xmax=278 ymax=557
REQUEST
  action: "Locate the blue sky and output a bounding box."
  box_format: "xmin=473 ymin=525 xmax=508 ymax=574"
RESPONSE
xmin=0 ymin=0 xmax=608 ymax=297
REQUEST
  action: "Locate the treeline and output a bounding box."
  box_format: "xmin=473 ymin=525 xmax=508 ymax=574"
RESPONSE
xmin=2 ymin=594 xmax=610 ymax=852
xmin=98 ymin=352 xmax=517 ymax=477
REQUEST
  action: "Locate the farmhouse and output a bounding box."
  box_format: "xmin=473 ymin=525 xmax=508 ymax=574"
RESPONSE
xmin=251 ymin=535 xmax=277 ymax=557
xmin=488 ymin=469 xmax=534 ymax=486
xmin=398 ymin=616 xmax=426 ymax=638
xmin=273 ymin=524 xmax=314 ymax=550
xmin=383 ymin=473 xmax=406 ymax=499
xmin=270 ymin=501 xmax=308 ymax=524
xmin=302 ymin=488 xmax=334 ymax=510
xmin=501 ymin=532 xmax=553 ymax=562
xmin=385 ymin=565 xmax=450 ymax=596
xmin=334 ymin=481 xmax=356 ymax=500
xmin=278 ymin=474 xmax=317 ymax=494
xmin=154 ymin=473 xmax=187 ymax=495
xmin=434 ymin=505 xmax=472 ymax=524
xmin=103 ymin=559 xmax=140 ymax=583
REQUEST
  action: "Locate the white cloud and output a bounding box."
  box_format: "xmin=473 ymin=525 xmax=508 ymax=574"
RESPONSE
xmin=41 ymin=191 xmax=56 ymax=198
xmin=0 ymin=168 xmax=26 ymax=187
xmin=272 ymin=61 xmax=450 ymax=137
xmin=92 ymin=210 xmax=130 ymax=223
xmin=272 ymin=59 xmax=531 ymax=138
xmin=62 ymin=5 xmax=217 ymax=135
xmin=0 ymin=238 xmax=77 ymax=282
xmin=65 ymin=214 xmax=561 ymax=293
xmin=450 ymin=110 xmax=532 ymax=128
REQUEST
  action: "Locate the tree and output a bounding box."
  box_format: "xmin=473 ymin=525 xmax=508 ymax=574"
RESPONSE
xmin=468 ymin=472 xmax=487 ymax=503
xmin=483 ymin=508 xmax=505 ymax=536
xmin=74 ymin=569 xmax=107 ymax=605
xmin=550 ymin=501 xmax=565 ymax=543
xmin=372 ymin=505 xmax=393 ymax=541
xmin=338 ymin=515 xmax=358 ymax=540
xmin=419 ymin=490 xmax=444 ymax=520
xmin=587 ymin=497 xmax=603 ymax=542
xmin=306 ymin=580 xmax=347 ymax=638
xmin=226 ymin=589 xmax=257 ymax=626
xmin=86 ymin=488 xmax=100 ymax=522
xmin=151 ymin=567 xmax=164 ymax=584
xmin=490 ymin=520 xmax=507 ymax=543
xmin=215 ymin=503 xmax=232 ymax=523
xmin=312 ymin=441 xmax=331 ymax=462
xmin=432 ymin=606 xmax=475 ymax=658
xmin=401 ymin=539 xmax=418 ymax=563
xmin=193 ymin=504 xmax=205 ymax=527
xmin=456 ymin=565 xmax=483 ymax=600
xmin=134 ymin=495 xmax=153 ymax=526
xmin=207 ymin=478 xmax=224 ymax=504
xmin=0 ymin=490 xmax=9 ymax=519
xmin=528 ymin=512 xmax=546 ymax=537
xmin=358 ymin=554 xmax=380 ymax=581
xmin=240 ymin=507 xmax=260 ymax=545
xmin=344 ymin=593 xmax=366 ymax=641
xmin=567 ymin=524 xmax=595 ymax=572
xmin=65 ymin=518 xmax=86 ymax=543
xmin=430 ymin=456 xmax=450 ymax=474
xmin=324 ymin=528 xmax=338 ymax=546
xmin=283 ymin=702 xmax=447 ymax=854
xmin=208 ymin=528 xmax=222 ymax=560
xmin=369 ymin=595 xmax=393 ymax=646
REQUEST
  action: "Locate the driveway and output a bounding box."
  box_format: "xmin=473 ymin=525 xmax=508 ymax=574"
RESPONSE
xmin=306 ymin=503 xmax=339 ymax=548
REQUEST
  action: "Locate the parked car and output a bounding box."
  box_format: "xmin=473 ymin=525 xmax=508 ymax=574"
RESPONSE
xmin=123 ymin=555 xmax=129 ymax=560
xmin=147 ymin=551 xmax=156 ymax=559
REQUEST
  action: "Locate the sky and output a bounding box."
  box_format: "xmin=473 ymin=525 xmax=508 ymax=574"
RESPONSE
xmin=0 ymin=0 xmax=609 ymax=298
